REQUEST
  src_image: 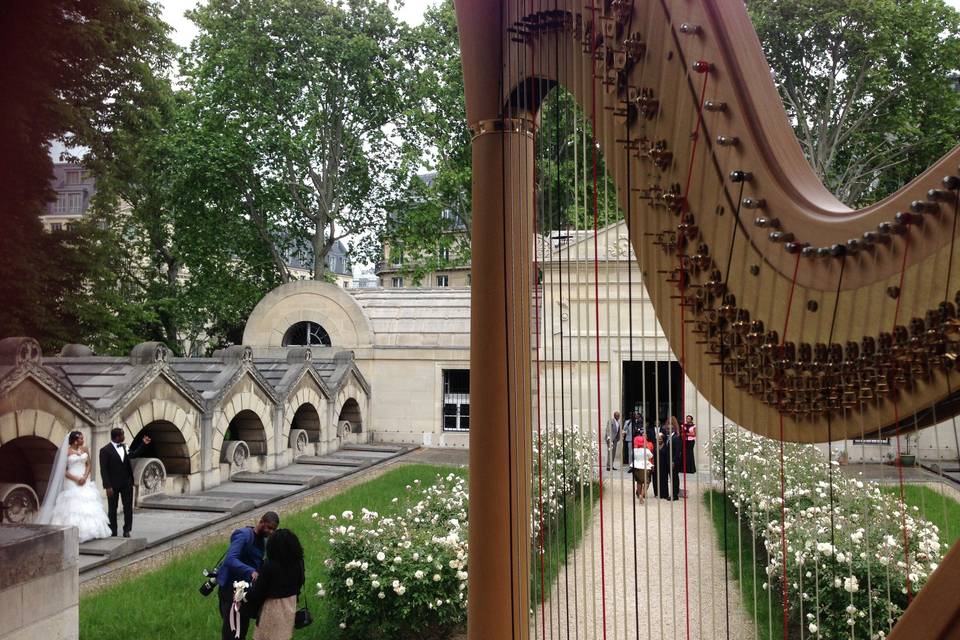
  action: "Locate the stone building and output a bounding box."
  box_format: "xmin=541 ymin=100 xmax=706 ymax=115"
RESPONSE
xmin=40 ymin=163 xmax=96 ymax=232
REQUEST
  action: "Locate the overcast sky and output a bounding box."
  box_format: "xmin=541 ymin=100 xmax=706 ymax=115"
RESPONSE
xmin=162 ymin=0 xmax=960 ymax=47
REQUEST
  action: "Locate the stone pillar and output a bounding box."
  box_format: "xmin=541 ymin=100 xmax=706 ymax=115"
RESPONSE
xmin=0 ymin=525 xmax=79 ymax=640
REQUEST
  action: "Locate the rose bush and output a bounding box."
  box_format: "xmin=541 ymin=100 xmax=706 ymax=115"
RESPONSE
xmin=531 ymin=422 xmax=598 ymax=541
xmin=712 ymin=428 xmax=944 ymax=639
xmin=318 ymin=473 xmax=468 ymax=639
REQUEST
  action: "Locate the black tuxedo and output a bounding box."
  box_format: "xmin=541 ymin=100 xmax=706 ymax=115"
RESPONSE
xmin=669 ymin=432 xmax=683 ymax=500
xmin=99 ymin=440 xmax=146 ymax=536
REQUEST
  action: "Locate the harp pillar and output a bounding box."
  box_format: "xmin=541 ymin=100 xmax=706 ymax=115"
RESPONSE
xmin=467 ymin=122 xmax=535 ymax=640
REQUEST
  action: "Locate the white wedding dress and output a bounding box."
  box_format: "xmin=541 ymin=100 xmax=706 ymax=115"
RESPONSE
xmin=46 ymin=452 xmax=112 ymax=543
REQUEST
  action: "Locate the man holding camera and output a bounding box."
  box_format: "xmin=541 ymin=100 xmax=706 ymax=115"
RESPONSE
xmin=217 ymin=512 xmax=280 ymax=640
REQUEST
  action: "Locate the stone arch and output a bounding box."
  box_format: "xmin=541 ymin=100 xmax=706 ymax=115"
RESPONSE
xmin=121 ymin=399 xmax=200 ymax=474
xmin=335 ymin=393 xmax=363 ymax=434
xmin=0 ymin=410 xmax=73 ymax=501
xmin=284 ymin=386 xmax=326 ymax=444
xmin=212 ymin=392 xmax=274 ymax=461
xmin=242 ymin=280 xmax=375 ymax=349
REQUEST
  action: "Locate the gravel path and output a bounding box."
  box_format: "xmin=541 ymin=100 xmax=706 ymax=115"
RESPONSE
xmin=531 ymin=471 xmax=756 ymax=640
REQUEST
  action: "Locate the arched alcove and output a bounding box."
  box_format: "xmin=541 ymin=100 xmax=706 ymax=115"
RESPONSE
xmin=132 ymin=420 xmax=191 ymax=475
xmin=0 ymin=436 xmax=58 ymax=500
xmin=337 ymin=398 xmax=362 ymax=433
xmin=227 ymin=409 xmax=268 ymax=456
xmin=291 ymin=403 xmax=322 ymax=442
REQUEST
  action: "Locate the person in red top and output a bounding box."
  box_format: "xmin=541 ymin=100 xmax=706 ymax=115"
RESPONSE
xmin=631 ymin=433 xmax=655 ymax=502
xmin=681 ymin=414 xmax=697 ymax=474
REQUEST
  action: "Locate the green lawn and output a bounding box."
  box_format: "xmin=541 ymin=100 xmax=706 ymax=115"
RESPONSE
xmin=878 ymin=483 xmax=960 ymax=550
xmin=80 ymin=464 xmax=465 ymax=640
xmin=703 ymin=490 xmax=785 ymax=640
xmin=530 ymin=483 xmax=601 ymax=606
xmin=80 ymin=463 xmax=597 ymax=639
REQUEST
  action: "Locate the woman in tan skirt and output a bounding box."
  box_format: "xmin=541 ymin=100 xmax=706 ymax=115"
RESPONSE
xmin=245 ymin=529 xmax=305 ymax=640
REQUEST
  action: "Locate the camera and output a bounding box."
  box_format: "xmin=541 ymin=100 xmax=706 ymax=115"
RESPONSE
xmin=199 ymin=568 xmax=218 ymax=597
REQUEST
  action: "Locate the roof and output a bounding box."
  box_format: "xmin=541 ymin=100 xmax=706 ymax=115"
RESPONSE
xmin=350 ymin=288 xmax=471 ymax=349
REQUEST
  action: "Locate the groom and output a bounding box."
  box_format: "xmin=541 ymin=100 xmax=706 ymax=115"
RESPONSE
xmin=99 ymin=427 xmax=151 ymax=537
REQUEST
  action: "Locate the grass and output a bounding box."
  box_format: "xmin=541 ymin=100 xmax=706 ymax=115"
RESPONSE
xmin=530 ymin=483 xmax=601 ymax=606
xmin=80 ymin=463 xmax=596 ymax=639
xmin=703 ymin=490 xmax=785 ymax=640
xmin=878 ymin=483 xmax=960 ymax=550
xmin=80 ymin=464 xmax=465 ymax=640
xmin=705 ymin=485 xmax=960 ymax=640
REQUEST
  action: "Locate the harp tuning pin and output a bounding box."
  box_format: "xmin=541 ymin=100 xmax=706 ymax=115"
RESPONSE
xmin=741 ymin=197 xmax=765 ymax=209
xmin=704 ymin=100 xmax=727 ymax=112
xmin=910 ymin=200 xmax=939 ymax=214
xmin=878 ymin=221 xmax=906 ymax=235
xmin=895 ymin=211 xmax=921 ymax=226
xmin=928 ymin=188 xmax=952 ymax=201
xmin=943 ymin=175 xmax=960 ymax=190
xmin=729 ymin=170 xmax=751 ymax=182
xmin=754 ymin=216 xmax=779 ymax=228
xmin=829 ymin=243 xmax=847 ymax=257
xmin=679 ymin=23 xmax=702 ymax=35
xmin=801 ymin=246 xmax=818 ymax=258
xmin=816 ymin=247 xmax=832 ymax=258
xmin=692 ymin=59 xmax=712 ymax=73
xmin=846 ymin=238 xmax=863 ymax=254
xmin=716 ymin=135 xmax=739 ymax=146
xmin=863 ymin=230 xmax=889 ymax=245
xmin=784 ymin=241 xmax=807 ymax=254
xmin=768 ymin=231 xmax=794 ymax=243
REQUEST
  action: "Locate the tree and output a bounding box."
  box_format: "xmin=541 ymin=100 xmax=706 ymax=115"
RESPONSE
xmin=748 ymin=0 xmax=960 ymax=206
xmin=0 ymin=0 xmax=173 ymax=351
xmin=178 ymin=0 xmax=418 ymax=283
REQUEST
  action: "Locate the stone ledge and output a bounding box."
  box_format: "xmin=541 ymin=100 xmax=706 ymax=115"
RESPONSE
xmin=0 ymin=525 xmax=78 ymax=590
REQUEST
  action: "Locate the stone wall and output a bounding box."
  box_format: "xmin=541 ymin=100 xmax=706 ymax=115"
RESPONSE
xmin=0 ymin=524 xmax=78 ymax=640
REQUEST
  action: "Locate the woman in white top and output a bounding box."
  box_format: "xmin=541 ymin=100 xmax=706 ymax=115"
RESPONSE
xmin=631 ymin=434 xmax=655 ymax=503
xmin=36 ymin=431 xmax=112 ymax=542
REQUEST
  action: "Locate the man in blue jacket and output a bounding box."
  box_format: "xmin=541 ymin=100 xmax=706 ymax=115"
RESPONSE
xmin=217 ymin=511 xmax=280 ymax=639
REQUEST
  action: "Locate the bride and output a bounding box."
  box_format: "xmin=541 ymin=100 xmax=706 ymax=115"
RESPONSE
xmin=36 ymin=431 xmax=112 ymax=542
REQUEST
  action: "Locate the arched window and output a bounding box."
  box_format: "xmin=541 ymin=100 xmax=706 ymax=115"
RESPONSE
xmin=282 ymin=321 xmax=332 ymax=347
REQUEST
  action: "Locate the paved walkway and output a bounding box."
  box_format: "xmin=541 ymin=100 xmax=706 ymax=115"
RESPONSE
xmin=533 ymin=471 xmax=755 ymax=640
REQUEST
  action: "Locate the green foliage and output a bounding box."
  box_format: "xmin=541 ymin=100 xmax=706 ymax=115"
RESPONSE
xmin=80 ymin=464 xmax=464 ymax=640
xmin=748 ymin=0 xmax=960 ymax=205
xmin=0 ymin=0 xmax=173 ymax=353
xmin=178 ymin=0 xmax=420 ymax=280
xmin=321 ymin=473 xmax=468 ymax=639
xmin=536 ymin=88 xmax=622 ymax=233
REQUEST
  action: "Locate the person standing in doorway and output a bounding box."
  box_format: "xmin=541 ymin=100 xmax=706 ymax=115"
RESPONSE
xmin=623 ymin=410 xmax=642 ymax=469
xmin=654 ymin=432 xmax=670 ymax=499
xmin=682 ymin=414 xmax=697 ymax=474
xmin=668 ymin=417 xmax=683 ymax=500
xmin=605 ymin=411 xmax=622 ymax=471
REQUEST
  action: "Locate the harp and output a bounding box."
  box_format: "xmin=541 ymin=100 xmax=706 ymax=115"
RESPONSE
xmin=458 ymin=0 xmax=960 ymax=638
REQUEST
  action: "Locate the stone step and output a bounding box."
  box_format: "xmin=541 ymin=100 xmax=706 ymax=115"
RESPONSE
xmin=342 ymin=444 xmax=408 ymax=454
xmin=80 ymin=535 xmax=147 ymax=558
xmin=230 ymin=472 xmax=323 ymax=487
xmin=295 ymin=455 xmax=363 ymax=467
xmin=139 ymin=494 xmax=256 ymax=514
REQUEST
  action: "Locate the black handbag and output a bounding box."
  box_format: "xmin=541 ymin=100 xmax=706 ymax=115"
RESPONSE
xmin=293 ymin=559 xmax=312 ymax=628
xmin=294 ymin=595 xmax=312 ymax=629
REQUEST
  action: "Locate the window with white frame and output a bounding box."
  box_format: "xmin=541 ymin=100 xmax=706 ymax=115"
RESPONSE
xmin=53 ymin=193 xmax=68 ymax=213
xmin=391 ymin=276 xmax=403 ymax=288
xmin=440 ymin=246 xmax=450 ymax=261
xmin=51 ymin=223 xmax=63 ymax=232
xmin=67 ymin=192 xmax=83 ymax=213
xmin=442 ymin=369 xmax=470 ymax=431
xmin=65 ymin=170 xmax=82 ymax=186
xmin=436 ymin=275 xmax=448 ymax=287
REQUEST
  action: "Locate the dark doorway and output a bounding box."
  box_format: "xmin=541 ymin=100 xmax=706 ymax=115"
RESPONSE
xmin=621 ymin=360 xmax=682 ymax=426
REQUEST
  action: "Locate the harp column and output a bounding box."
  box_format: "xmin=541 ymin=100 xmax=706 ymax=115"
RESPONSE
xmin=457 ymin=1 xmax=534 ymax=637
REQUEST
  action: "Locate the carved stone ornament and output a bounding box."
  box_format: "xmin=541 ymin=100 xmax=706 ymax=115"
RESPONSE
xmin=232 ymin=441 xmax=250 ymax=469
xmin=0 ymin=484 xmax=39 ymax=524
xmin=605 ymin=234 xmax=633 ymax=259
xmin=0 ymin=337 xmax=42 ymax=367
xmin=140 ymin=460 xmax=166 ymax=494
xmin=296 ymin=430 xmax=308 ymax=452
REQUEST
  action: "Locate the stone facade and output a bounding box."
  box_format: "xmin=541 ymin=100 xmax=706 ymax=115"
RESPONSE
xmin=0 ymin=338 xmax=370 ymax=519
xmin=0 ymin=525 xmax=79 ymax=640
